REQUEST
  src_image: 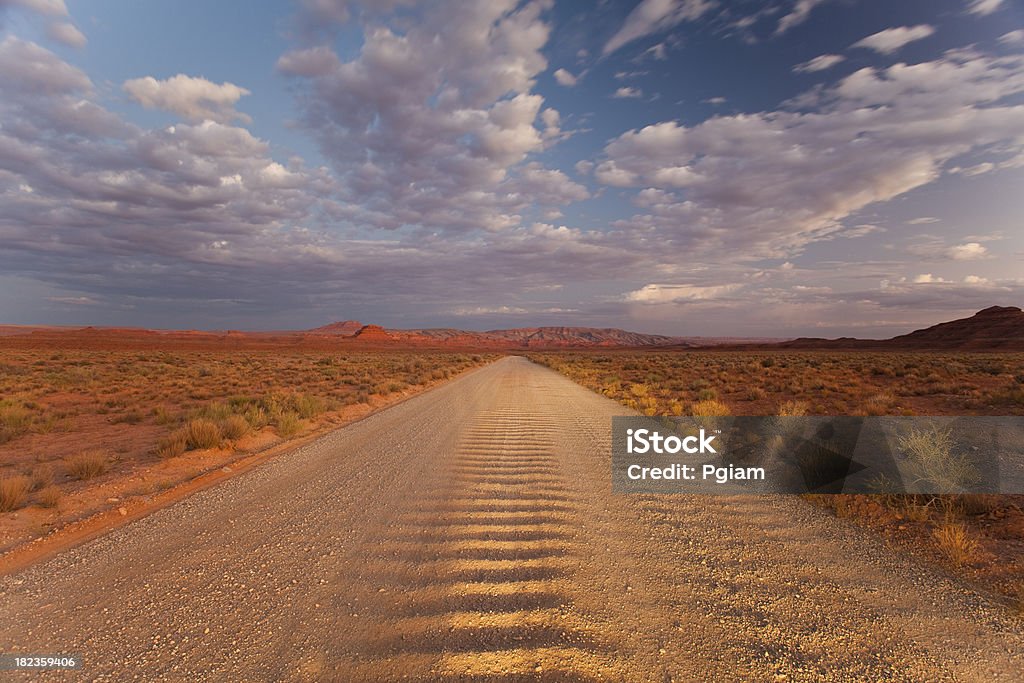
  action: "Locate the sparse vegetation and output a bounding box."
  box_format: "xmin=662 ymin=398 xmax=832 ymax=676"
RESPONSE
xmin=155 ymin=430 xmax=188 ymax=459
xmin=933 ymin=522 xmax=980 ymax=566
xmin=29 ymin=464 xmax=54 ymax=491
xmin=36 ymin=484 xmax=62 ymax=508
xmin=274 ymin=412 xmax=302 ymax=438
xmin=183 ymin=419 xmax=222 ymax=450
xmin=529 ymin=350 xmax=1024 ymax=417
xmin=220 ymin=414 xmax=250 ymax=440
xmin=0 ymin=474 xmax=31 ymax=511
xmin=897 ymin=424 xmax=978 ymax=495
xmin=65 ymin=451 xmax=109 ymax=480
xmin=0 ymin=343 xmax=492 ymax=559
xmin=777 ymin=399 xmax=809 ymax=417
xmin=0 ymin=401 xmax=33 ymax=444
xmin=530 ymin=350 xmax=1024 ymax=606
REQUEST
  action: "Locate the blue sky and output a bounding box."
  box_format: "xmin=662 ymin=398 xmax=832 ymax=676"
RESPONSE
xmin=0 ymin=0 xmax=1022 ymax=336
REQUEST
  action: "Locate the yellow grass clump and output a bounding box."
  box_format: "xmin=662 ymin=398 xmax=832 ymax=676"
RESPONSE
xmin=65 ymin=451 xmax=108 ymax=480
xmin=0 ymin=475 xmax=31 ymax=512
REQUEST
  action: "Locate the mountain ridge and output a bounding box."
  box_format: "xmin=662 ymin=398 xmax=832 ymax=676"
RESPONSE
xmin=774 ymin=306 xmax=1024 ymax=350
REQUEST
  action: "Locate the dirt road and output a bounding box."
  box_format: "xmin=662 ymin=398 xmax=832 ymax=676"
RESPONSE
xmin=1 ymin=357 xmax=1021 ymax=681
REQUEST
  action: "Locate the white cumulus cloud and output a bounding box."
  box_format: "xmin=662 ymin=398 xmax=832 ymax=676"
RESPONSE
xmin=613 ymin=86 xmax=644 ymax=99
xmin=591 ymin=49 xmax=1024 ymax=260
xmin=945 ymin=242 xmax=989 ymax=260
xmin=123 ymin=74 xmax=252 ymax=124
xmin=626 ymin=283 xmax=742 ymax=304
xmin=553 ymin=68 xmax=578 ymax=86
xmin=852 ymin=25 xmax=935 ymax=55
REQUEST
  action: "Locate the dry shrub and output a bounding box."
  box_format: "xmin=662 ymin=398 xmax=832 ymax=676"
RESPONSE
xmin=194 ymin=402 xmax=233 ymax=421
xmin=777 ymin=400 xmax=809 ymax=417
xmin=244 ymin=405 xmax=269 ymax=429
xmin=184 ymin=418 xmax=222 ymax=450
xmin=156 ymin=430 xmax=188 ymax=459
xmin=932 ymin=522 xmax=980 ymax=566
xmin=689 ymin=399 xmax=730 ymax=417
xmin=958 ymin=494 xmax=1002 ymax=516
xmin=275 ymin=411 xmax=301 ymax=438
xmin=863 ymin=392 xmax=897 ymax=416
xmin=688 ymin=399 xmax=730 ymax=431
xmin=902 ymin=500 xmax=931 ymax=523
xmin=897 ymin=424 xmax=977 ymax=494
xmin=0 ymin=403 xmax=32 ymax=444
xmin=65 ymin=451 xmax=108 ymax=480
xmin=36 ymin=484 xmax=62 ymax=508
xmin=0 ymin=475 xmax=31 ymax=512
xmin=220 ymin=414 xmax=250 ymax=440
xmin=29 ymin=464 xmax=54 ymax=491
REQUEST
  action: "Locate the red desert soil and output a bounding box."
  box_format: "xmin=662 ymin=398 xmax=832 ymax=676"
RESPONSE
xmin=0 ymin=357 xmax=1021 ymax=680
xmin=0 ymin=339 xmax=492 ymax=562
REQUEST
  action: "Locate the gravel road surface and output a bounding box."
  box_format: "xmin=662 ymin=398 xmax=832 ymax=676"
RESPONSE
xmin=1 ymin=356 xmax=1021 ymax=681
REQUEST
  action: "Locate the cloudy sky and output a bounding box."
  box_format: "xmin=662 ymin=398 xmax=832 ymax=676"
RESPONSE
xmin=0 ymin=0 xmax=1022 ymax=336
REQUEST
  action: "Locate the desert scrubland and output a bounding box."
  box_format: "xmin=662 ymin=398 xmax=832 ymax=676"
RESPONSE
xmin=0 ymin=342 xmax=492 ymax=555
xmin=3 ymin=356 xmax=1021 ymax=680
xmin=530 ymin=350 xmax=1024 ymax=612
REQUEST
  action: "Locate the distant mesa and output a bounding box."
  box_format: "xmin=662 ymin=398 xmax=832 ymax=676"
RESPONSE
xmin=307 ymin=320 xmax=363 ymax=336
xmin=2 ymin=307 xmax=1019 ymax=350
xmin=777 ymin=306 xmax=1024 ymax=350
xmin=888 ymin=305 xmax=1024 ymax=349
xmin=309 ymin=323 xmax=705 ymax=348
xmin=352 ymin=324 xmax=395 ymax=341
xmin=482 ymin=327 xmax=685 ymax=348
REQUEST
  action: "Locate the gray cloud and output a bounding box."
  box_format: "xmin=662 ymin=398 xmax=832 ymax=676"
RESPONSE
xmin=2 ymin=3 xmax=1022 ymax=335
xmin=1 ymin=0 xmax=87 ymax=53
xmin=45 ymin=20 xmax=84 ymax=47
xmin=590 ymin=48 xmax=1024 ymax=261
xmin=278 ymin=0 xmax=585 ymax=235
xmin=603 ymin=0 xmax=714 ymax=55
xmin=793 ymin=54 xmax=844 ymax=73
xmin=0 ymin=0 xmax=67 ymax=16
xmin=0 ymin=33 xmax=633 ymax=327
xmin=123 ymin=74 xmax=252 ymax=124
xmin=774 ymin=0 xmax=831 ymax=36
xmin=851 ymin=25 xmax=935 ymax=55
xmin=966 ymin=0 xmax=1005 ymax=16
